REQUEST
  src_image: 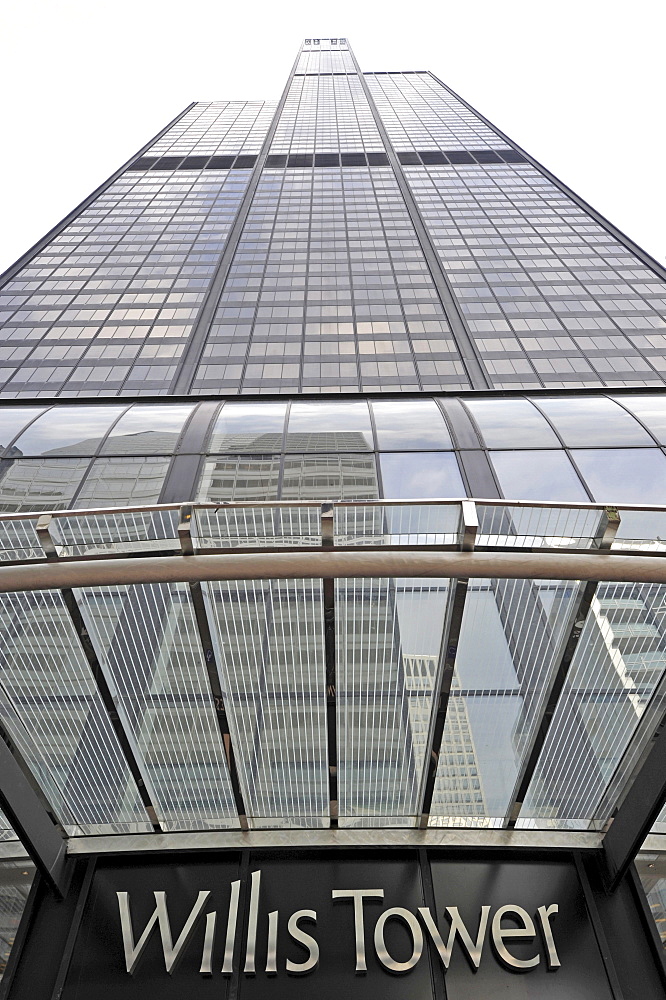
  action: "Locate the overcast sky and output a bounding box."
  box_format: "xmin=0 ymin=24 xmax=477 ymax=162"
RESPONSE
xmin=1 ymin=0 xmax=664 ymax=277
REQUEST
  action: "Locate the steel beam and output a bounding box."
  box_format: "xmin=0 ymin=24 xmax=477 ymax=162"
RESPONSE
xmin=64 ymin=826 xmax=603 ymax=855
xmin=2 ymin=549 xmax=666 ymax=593
xmin=0 ymin=737 xmax=69 ymax=896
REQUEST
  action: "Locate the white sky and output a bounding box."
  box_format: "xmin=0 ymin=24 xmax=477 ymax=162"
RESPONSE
xmin=1 ymin=0 xmax=664 ymax=276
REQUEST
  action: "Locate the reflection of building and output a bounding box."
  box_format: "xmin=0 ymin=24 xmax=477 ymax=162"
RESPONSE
xmin=0 ymin=37 xmax=666 ymax=984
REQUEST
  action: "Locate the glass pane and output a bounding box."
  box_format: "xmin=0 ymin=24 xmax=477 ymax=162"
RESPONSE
xmin=0 ymin=459 xmax=90 ymax=512
xmin=101 ymin=404 xmax=194 ymax=455
xmin=0 ymin=590 xmax=150 ymax=834
xmin=286 ymin=401 xmax=373 ymax=451
xmin=536 ymin=397 xmax=654 ymax=447
xmin=429 ymin=578 xmax=584 ymax=827
xmin=0 ymin=860 xmax=35 ymax=985
xmin=490 ymin=450 xmax=588 ymax=502
xmin=337 ymin=578 xmax=450 ymax=826
xmin=464 ymin=398 xmax=559 ymax=448
xmin=0 ymin=409 xmax=46 ymax=453
xmin=74 ymin=457 xmax=171 ymax=508
xmin=76 ymin=583 xmax=239 ymax=832
xmin=208 ymin=402 xmax=287 ymax=453
xmin=380 ymin=453 xmax=465 ymax=499
xmin=282 ymin=455 xmax=379 ymax=500
xmin=197 ymin=457 xmax=280 ymax=502
xmin=371 ymin=400 xmax=452 ymax=450
xmin=12 ymin=406 xmax=126 ymax=456
xmin=615 ymin=395 xmax=666 ymax=444
xmin=520 ymin=582 xmax=666 ymax=830
xmin=572 ymin=448 xmax=666 ymax=503
xmin=203 ymin=579 xmax=328 ymax=828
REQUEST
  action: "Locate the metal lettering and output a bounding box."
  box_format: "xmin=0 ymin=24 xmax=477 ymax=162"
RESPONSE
xmin=537 ymin=904 xmax=561 ymax=969
xmin=374 ymin=907 xmax=423 ymax=974
xmin=491 ymin=904 xmax=540 ymax=970
xmin=117 ymin=890 xmax=211 ymax=975
xmin=222 ymin=879 xmax=240 ymax=975
xmin=418 ymin=905 xmax=490 ymax=968
xmin=286 ymin=909 xmax=319 ymax=975
xmin=244 ymin=870 xmax=261 ymax=974
xmin=331 ymin=889 xmax=384 ymax=972
xmin=266 ymin=910 xmax=278 ymax=975
xmin=199 ymin=911 xmax=216 ymax=975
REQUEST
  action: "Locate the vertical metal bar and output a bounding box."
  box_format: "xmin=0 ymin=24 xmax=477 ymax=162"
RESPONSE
xmin=322 ymin=504 xmax=338 ymax=826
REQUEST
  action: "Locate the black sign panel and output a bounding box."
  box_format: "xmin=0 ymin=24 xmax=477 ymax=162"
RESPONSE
xmin=60 ymin=849 xmax=615 ymax=1000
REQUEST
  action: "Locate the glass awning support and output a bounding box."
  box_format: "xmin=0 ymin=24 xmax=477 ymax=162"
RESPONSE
xmin=322 ymin=504 xmax=338 ymax=827
xmin=418 ymin=501 xmax=476 ymax=828
xmin=503 ymin=508 xmax=621 ymax=828
xmin=0 ymin=736 xmax=68 ymax=896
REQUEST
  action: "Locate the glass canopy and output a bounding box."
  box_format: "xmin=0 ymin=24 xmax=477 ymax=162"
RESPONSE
xmin=0 ymin=496 xmax=663 ymax=840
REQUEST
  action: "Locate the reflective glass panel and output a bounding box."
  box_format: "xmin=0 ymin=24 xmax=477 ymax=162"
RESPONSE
xmin=208 ymin=402 xmax=287 ymax=453
xmin=286 ymin=402 xmax=373 ymax=452
xmin=536 ymin=397 xmax=654 ymax=447
xmin=0 ymin=459 xmax=90 ymax=512
xmin=74 ymin=458 xmax=171 ymax=508
xmin=464 ymin=398 xmax=559 ymax=448
xmin=101 ymin=405 xmax=194 ymax=455
xmin=76 ymin=583 xmax=239 ymax=832
xmin=429 ymin=578 xmax=585 ymax=826
xmin=572 ymin=449 xmax=666 ymax=504
xmin=12 ymin=406 xmax=126 ymax=456
xmin=197 ymin=458 xmax=280 ymax=502
xmin=204 ymin=579 xmax=328 ymax=828
xmin=490 ymin=451 xmax=588 ymax=502
xmin=337 ymin=577 xmax=449 ymax=826
xmin=0 ymin=590 xmax=150 ymax=834
xmin=380 ymin=453 xmax=465 ymax=499
xmin=282 ymin=455 xmax=380 ymax=500
xmin=613 ymin=395 xmax=666 ymax=445
xmin=371 ymin=400 xmax=452 ymax=450
xmin=0 ymin=409 xmax=45 ymax=453
xmin=520 ymin=582 xmax=666 ymax=830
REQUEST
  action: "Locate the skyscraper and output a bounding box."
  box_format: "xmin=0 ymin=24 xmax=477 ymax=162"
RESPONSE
xmin=1 ymin=40 xmax=666 ymax=992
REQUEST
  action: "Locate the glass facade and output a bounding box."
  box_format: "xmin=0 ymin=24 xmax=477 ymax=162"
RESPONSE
xmin=0 ymin=38 xmax=665 ymax=867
